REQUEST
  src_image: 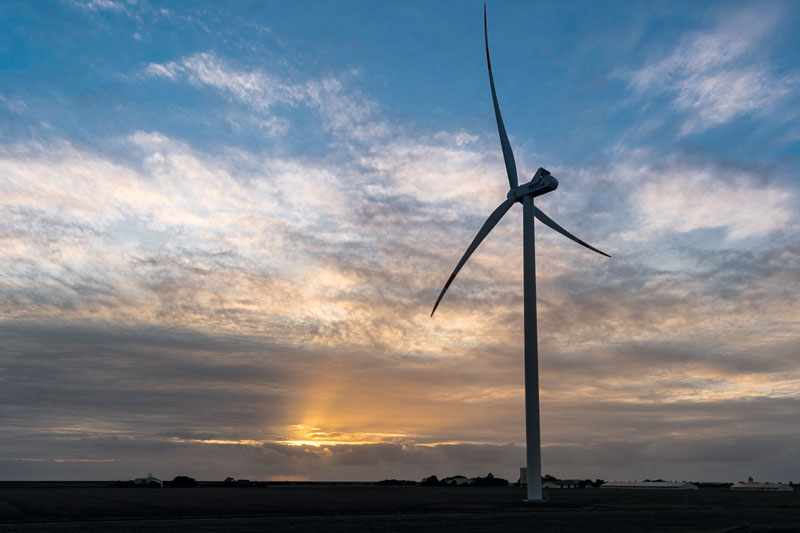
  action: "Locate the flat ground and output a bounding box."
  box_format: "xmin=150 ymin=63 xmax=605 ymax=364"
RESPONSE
xmin=1 ymin=485 xmax=799 ymax=532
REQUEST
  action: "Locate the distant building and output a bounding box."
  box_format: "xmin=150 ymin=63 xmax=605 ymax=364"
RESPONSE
xmin=730 ymin=479 xmax=793 ymax=492
xmin=519 ymin=467 xmax=527 ymax=486
xmin=601 ymin=481 xmax=698 ymax=490
xmin=133 ymin=473 xmax=163 ymax=487
xmin=442 ymin=475 xmax=472 ymax=486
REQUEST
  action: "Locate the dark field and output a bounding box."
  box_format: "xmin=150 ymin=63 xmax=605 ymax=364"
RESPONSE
xmin=2 ymin=484 xmax=799 ymax=532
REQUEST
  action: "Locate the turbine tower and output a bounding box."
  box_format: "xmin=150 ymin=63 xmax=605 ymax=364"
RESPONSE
xmin=431 ymin=6 xmax=610 ymax=501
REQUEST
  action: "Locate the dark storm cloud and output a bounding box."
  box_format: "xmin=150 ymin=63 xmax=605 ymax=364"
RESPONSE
xmin=536 ymin=396 xmax=800 ymax=480
xmin=0 ymin=323 xmax=301 ymax=438
xmin=538 ymin=234 xmax=800 ymax=343
xmin=0 ymin=320 xmax=525 ymax=438
xmin=0 ymin=315 xmax=533 ymax=482
xmin=4 ymin=394 xmax=798 ymax=482
xmin=688 ymin=242 xmax=800 ymax=297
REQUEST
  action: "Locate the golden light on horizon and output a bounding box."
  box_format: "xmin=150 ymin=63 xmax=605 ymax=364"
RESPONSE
xmin=277 ymin=424 xmax=411 ymax=447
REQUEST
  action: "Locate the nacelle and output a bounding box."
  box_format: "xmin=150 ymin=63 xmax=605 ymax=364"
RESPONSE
xmin=507 ymin=167 xmax=558 ymax=201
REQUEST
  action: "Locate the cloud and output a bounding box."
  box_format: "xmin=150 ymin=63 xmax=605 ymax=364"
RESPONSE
xmin=70 ymin=0 xmax=126 ymax=12
xmin=144 ymin=63 xmax=176 ymax=80
xmin=0 ymin=321 xmax=529 ymax=480
xmin=0 ymin=94 xmax=27 ymax=114
xmin=3 ymin=35 xmax=800 ymax=483
xmin=626 ymin=163 xmax=795 ymax=241
xmin=148 ymin=53 xmax=301 ymax=109
xmin=621 ymin=5 xmax=795 ymax=133
xmin=146 ymin=52 xmax=387 ymax=140
xmin=3 ymin=130 xmax=798 ymax=410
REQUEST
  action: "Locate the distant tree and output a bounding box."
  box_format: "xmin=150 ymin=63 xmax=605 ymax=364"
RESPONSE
xmin=169 ymin=475 xmax=198 ymax=487
xmin=420 ymin=475 xmax=444 ymax=486
xmin=473 ymin=473 xmax=508 ymax=487
xmin=592 ymin=479 xmax=605 ymax=488
xmin=377 ymin=479 xmax=417 ymax=486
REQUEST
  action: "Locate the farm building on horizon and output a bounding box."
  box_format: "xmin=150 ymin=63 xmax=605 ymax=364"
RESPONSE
xmin=730 ymin=481 xmax=793 ymax=491
xmin=133 ymin=473 xmax=163 ymax=487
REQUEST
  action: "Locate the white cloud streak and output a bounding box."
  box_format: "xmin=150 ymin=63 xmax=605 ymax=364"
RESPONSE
xmin=623 ymin=5 xmax=795 ymax=133
xmin=70 ymin=0 xmax=126 ymax=12
xmin=147 ymin=53 xmax=388 ymax=140
xmin=622 ymin=164 xmax=795 ymax=241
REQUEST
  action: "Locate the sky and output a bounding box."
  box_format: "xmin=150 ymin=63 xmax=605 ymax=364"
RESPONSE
xmin=1 ymin=0 xmax=799 ymax=484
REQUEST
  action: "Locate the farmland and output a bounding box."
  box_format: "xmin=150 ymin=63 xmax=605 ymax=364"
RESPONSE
xmin=1 ymin=483 xmax=799 ymax=531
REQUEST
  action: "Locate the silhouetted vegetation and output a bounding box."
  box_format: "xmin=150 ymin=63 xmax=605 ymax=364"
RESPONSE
xmin=377 ymin=479 xmax=418 ymax=486
xmin=472 ymin=473 xmax=508 ymax=487
xmin=420 ymin=475 xmax=444 ymax=486
xmin=537 ymin=475 xmax=604 ymax=488
xmin=693 ymin=481 xmax=733 ymax=488
xmin=166 ymin=476 xmax=198 ymax=488
xmin=420 ymin=473 xmax=508 ymax=487
xmin=223 ymin=478 xmax=253 ymax=487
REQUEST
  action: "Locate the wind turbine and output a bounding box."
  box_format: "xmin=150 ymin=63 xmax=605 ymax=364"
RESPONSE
xmin=431 ymin=6 xmax=610 ymax=502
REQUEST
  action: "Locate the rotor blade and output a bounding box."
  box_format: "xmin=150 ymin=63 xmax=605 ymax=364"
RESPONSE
xmin=484 ymin=5 xmax=518 ymax=190
xmin=432 ymin=197 xmax=516 ymax=317
xmin=534 ymin=206 xmax=611 ymax=258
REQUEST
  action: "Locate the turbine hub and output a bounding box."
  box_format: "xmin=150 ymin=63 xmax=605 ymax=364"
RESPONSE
xmin=507 ymin=167 xmax=558 ymax=201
